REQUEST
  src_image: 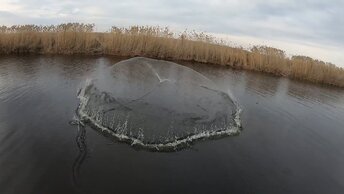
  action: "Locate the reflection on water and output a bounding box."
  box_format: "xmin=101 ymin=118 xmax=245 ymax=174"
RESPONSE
xmin=0 ymin=56 xmax=344 ymax=194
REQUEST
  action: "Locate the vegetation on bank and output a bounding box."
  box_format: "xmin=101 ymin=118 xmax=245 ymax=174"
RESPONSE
xmin=0 ymin=23 xmax=343 ymax=87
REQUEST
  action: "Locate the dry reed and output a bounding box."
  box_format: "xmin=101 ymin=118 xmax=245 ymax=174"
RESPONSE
xmin=0 ymin=23 xmax=343 ymax=87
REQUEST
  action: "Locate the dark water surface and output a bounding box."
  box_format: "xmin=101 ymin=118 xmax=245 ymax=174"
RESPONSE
xmin=0 ymin=55 xmax=344 ymax=194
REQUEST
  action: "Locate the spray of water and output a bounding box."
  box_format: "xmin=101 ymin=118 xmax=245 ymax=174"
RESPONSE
xmin=76 ymin=57 xmax=242 ymax=151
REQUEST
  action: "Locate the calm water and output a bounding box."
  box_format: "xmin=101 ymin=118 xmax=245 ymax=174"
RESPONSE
xmin=0 ymin=55 xmax=344 ymax=194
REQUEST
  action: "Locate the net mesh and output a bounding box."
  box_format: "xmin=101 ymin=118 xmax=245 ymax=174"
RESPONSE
xmin=77 ymin=57 xmax=241 ymax=151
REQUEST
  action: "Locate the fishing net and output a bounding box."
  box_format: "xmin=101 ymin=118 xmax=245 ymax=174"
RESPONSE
xmin=77 ymin=57 xmax=241 ymax=151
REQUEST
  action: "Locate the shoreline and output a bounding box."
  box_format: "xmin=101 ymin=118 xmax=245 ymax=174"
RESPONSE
xmin=1 ymin=24 xmax=343 ymax=88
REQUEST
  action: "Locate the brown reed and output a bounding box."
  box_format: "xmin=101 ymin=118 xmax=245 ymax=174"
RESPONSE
xmin=0 ymin=23 xmax=343 ymax=87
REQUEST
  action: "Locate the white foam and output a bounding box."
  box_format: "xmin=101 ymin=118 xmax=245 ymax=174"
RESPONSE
xmin=77 ymin=80 xmax=242 ymax=151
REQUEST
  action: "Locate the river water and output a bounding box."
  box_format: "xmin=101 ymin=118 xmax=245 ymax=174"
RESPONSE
xmin=0 ymin=55 xmax=344 ymax=194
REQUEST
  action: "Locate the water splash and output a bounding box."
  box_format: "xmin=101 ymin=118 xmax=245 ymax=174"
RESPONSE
xmin=76 ymin=57 xmax=242 ymax=151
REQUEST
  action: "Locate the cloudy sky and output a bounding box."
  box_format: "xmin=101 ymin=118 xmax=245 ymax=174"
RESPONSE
xmin=0 ymin=0 xmax=343 ymax=66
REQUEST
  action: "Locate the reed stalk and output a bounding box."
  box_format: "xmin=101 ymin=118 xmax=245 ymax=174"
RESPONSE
xmin=1 ymin=23 xmax=343 ymax=87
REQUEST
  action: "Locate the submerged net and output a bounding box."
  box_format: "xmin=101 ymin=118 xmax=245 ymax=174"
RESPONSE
xmin=77 ymin=57 xmax=241 ymax=151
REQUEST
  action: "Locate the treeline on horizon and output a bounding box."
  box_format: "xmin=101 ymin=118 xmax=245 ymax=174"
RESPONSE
xmin=0 ymin=23 xmax=343 ymax=87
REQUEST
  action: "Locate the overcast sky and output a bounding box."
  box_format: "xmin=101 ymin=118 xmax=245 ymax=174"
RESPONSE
xmin=0 ymin=0 xmax=343 ymax=67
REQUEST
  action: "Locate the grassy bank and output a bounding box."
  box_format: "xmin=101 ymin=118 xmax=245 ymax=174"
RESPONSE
xmin=1 ymin=23 xmax=343 ymax=87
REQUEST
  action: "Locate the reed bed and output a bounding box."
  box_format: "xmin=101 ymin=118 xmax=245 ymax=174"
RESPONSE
xmin=0 ymin=23 xmax=343 ymax=87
